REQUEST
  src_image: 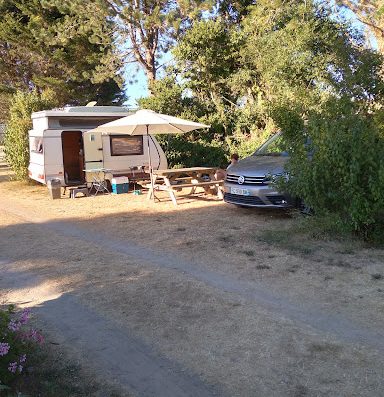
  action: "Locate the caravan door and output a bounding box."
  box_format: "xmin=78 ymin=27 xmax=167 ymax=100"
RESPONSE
xmin=62 ymin=131 xmax=84 ymax=184
xmin=83 ymin=130 xmax=103 ymax=171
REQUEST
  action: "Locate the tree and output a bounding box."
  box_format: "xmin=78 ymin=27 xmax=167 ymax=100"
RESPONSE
xmin=172 ymin=18 xmax=251 ymax=147
xmin=143 ymin=0 xmax=384 ymax=241
xmin=215 ymin=0 xmax=256 ymax=24
xmin=102 ymin=0 xmax=211 ymax=89
xmin=336 ymin=0 xmax=384 ymax=53
xmin=174 ymin=19 xmax=237 ymax=105
xmin=166 ymin=0 xmax=382 ymax=151
xmin=0 ymin=0 xmax=125 ymax=118
xmin=138 ymin=76 xmax=229 ymax=167
xmin=242 ymin=0 xmax=384 ymax=239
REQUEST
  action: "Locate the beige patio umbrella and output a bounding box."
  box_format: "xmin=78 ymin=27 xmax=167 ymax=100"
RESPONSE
xmin=94 ymin=109 xmax=210 ymax=198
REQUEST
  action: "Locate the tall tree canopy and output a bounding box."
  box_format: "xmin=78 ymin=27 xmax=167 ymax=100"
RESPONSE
xmin=337 ymin=0 xmax=384 ymax=53
xmin=103 ymin=0 xmax=211 ymax=88
xmin=215 ymin=0 xmax=255 ymax=24
xmin=0 ymin=0 xmax=125 ymax=120
xmin=142 ymin=0 xmax=383 ymax=160
xmin=170 ymin=0 xmax=383 ymax=132
xmin=236 ymin=0 xmax=383 ymax=106
xmin=154 ymin=0 xmax=384 ymax=238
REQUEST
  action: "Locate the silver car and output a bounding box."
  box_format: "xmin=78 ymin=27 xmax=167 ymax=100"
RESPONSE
xmin=223 ymin=132 xmax=294 ymax=208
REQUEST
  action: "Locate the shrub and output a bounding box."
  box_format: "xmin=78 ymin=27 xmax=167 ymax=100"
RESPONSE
xmin=0 ymin=306 xmax=44 ymax=391
xmin=226 ymin=128 xmax=273 ymax=159
xmin=279 ymin=100 xmax=384 ymax=241
xmin=158 ymin=135 xmax=228 ymax=168
xmin=4 ymin=90 xmax=58 ymax=180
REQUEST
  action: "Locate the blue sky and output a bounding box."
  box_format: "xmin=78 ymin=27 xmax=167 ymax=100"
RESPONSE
xmin=124 ymin=67 xmax=148 ymax=108
xmin=123 ymin=50 xmax=173 ymax=108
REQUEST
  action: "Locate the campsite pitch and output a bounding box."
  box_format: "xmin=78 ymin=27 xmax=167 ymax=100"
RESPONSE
xmin=0 ymin=175 xmax=383 ymax=396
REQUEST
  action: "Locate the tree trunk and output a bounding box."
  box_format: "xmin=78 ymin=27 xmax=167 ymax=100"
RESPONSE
xmin=145 ymin=49 xmax=156 ymax=94
xmin=372 ymin=29 xmax=384 ymax=55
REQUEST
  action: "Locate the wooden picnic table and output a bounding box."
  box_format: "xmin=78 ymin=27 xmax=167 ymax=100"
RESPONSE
xmin=147 ymin=167 xmax=224 ymax=205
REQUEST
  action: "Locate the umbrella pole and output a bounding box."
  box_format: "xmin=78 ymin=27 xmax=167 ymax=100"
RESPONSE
xmin=146 ymin=125 xmax=155 ymax=201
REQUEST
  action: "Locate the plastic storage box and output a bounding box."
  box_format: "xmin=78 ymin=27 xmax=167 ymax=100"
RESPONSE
xmin=111 ymin=176 xmax=129 ymax=194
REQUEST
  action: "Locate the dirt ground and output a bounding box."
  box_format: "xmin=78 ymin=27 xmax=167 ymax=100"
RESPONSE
xmin=1 ymin=166 xmax=384 ymax=396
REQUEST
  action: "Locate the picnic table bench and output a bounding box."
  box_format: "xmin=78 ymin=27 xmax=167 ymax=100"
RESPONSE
xmin=147 ymin=167 xmax=224 ymax=205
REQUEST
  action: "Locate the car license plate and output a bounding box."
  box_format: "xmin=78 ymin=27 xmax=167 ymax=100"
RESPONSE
xmin=231 ymin=187 xmax=250 ymax=196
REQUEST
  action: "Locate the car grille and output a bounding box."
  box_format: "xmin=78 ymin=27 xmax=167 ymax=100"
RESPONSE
xmin=224 ymin=193 xmax=265 ymax=206
xmin=226 ymin=173 xmax=267 ymax=185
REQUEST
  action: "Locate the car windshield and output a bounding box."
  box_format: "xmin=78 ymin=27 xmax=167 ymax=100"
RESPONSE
xmin=253 ymin=132 xmax=290 ymax=156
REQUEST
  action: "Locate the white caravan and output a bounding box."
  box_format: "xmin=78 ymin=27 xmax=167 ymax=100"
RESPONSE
xmin=28 ymin=106 xmax=167 ymax=186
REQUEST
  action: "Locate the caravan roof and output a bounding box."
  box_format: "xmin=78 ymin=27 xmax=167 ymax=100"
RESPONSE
xmin=30 ymin=106 xmax=134 ymax=132
xmin=32 ymin=106 xmax=131 ymax=119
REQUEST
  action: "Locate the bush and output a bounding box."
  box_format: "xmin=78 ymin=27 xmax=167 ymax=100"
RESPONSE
xmin=226 ymin=128 xmax=273 ymax=159
xmin=279 ymin=100 xmax=384 ymax=241
xmin=158 ymin=135 xmax=228 ymax=168
xmin=0 ymin=306 xmax=44 ymax=392
xmin=4 ymin=90 xmax=58 ymax=180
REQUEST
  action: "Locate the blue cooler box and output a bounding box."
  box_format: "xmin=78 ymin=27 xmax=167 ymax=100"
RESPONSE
xmin=111 ymin=177 xmax=129 ymax=194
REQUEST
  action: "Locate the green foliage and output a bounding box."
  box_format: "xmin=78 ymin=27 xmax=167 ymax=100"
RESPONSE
xmin=138 ymin=0 xmax=384 ymax=243
xmin=139 ymin=22 xmax=243 ymax=165
xmin=226 ymin=128 xmax=268 ymax=159
xmin=278 ymin=99 xmax=384 ymax=241
xmin=174 ymin=19 xmax=237 ymax=99
xmin=236 ymin=0 xmax=384 ymax=113
xmin=0 ymin=92 xmax=13 ymax=123
xmin=139 ymin=77 xmax=194 ymax=117
xmin=4 ymin=90 xmax=58 ymax=180
xmin=216 ymin=0 xmax=256 ymax=24
xmin=172 ymin=18 xmax=242 ymax=139
xmin=164 ymin=0 xmax=383 ymax=152
xmin=0 ymin=0 xmax=124 ymax=106
xmin=146 ymin=1 xmax=384 ymax=166
xmin=158 ymin=135 xmax=227 ymax=168
xmin=104 ymin=0 xmax=211 ymax=85
xmin=247 ymin=0 xmax=384 ymax=241
xmin=139 ymin=77 xmax=230 ymax=167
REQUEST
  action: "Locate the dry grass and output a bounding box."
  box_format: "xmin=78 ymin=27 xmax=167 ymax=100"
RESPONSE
xmin=1 ymin=170 xmax=384 ymax=396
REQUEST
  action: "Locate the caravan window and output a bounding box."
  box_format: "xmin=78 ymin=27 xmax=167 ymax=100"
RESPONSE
xmin=110 ymin=135 xmax=143 ymax=156
xmin=30 ymin=137 xmax=43 ymax=153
